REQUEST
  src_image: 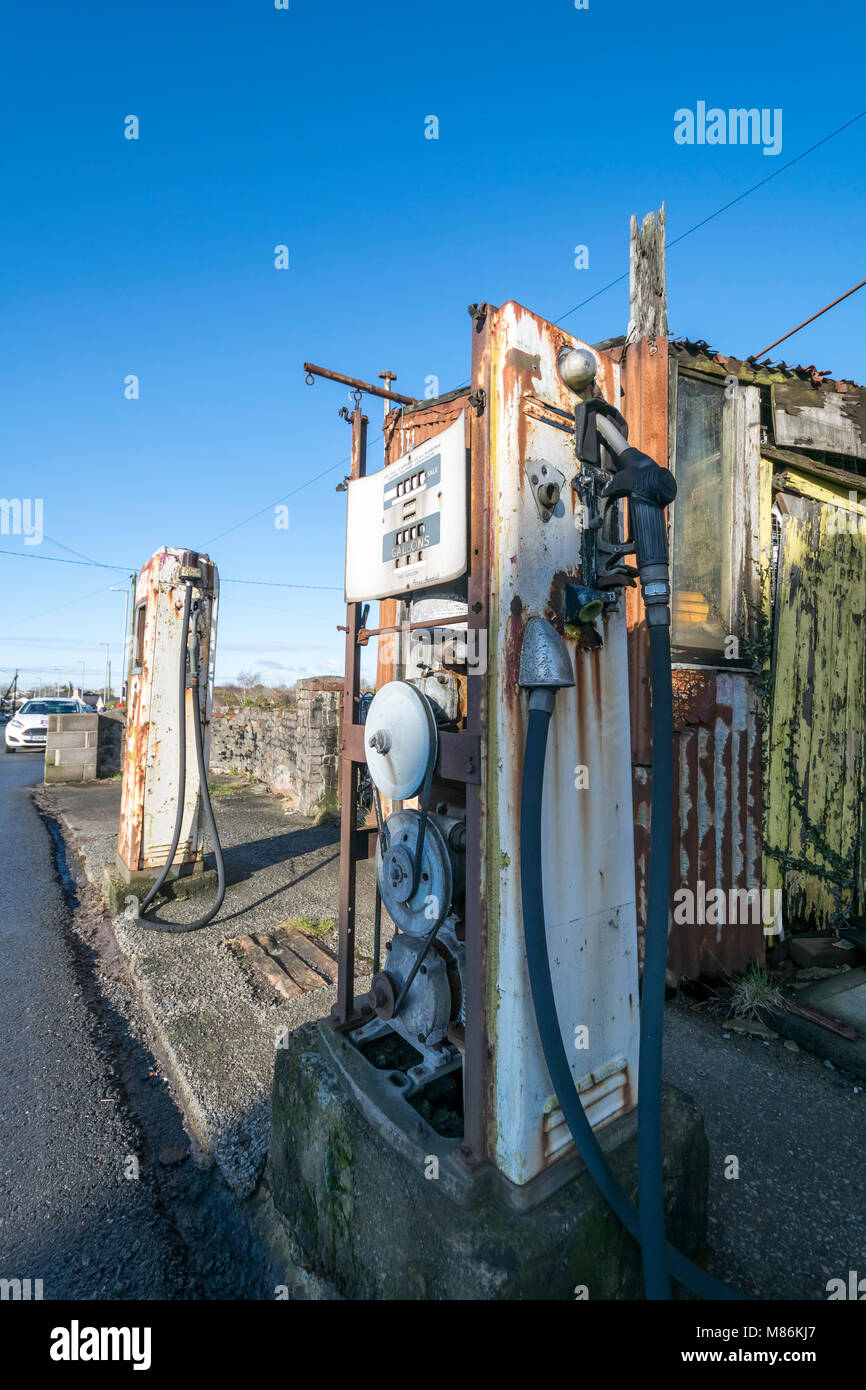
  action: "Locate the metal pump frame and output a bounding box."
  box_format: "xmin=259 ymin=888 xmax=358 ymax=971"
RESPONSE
xmin=322 ymin=329 xmax=491 ymax=1172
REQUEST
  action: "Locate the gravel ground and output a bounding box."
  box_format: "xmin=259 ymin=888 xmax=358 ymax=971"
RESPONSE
xmin=664 ymin=1000 xmax=866 ymax=1300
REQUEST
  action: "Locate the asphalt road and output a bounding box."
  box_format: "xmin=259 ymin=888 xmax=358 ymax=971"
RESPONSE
xmin=0 ymin=750 xmax=204 ymax=1298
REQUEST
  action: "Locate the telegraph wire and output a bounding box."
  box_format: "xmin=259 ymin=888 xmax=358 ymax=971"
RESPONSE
xmin=41 ymin=532 xmax=111 ymax=568
xmin=222 ymin=577 xmax=342 ymax=591
xmin=202 ymin=424 xmax=386 ymax=547
xmin=0 ymin=548 xmax=342 ymax=590
xmin=555 ymin=105 xmax=866 ymax=325
xmin=0 ymin=582 xmax=116 ymax=635
xmin=0 ymin=546 xmax=130 ymax=572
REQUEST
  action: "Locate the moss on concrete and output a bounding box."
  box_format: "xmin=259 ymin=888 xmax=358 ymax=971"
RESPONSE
xmin=102 ymin=862 xmax=220 ymax=916
xmin=267 ymin=1022 xmax=709 ymax=1300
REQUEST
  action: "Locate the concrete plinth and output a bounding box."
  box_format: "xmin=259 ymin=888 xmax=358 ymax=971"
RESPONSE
xmin=268 ymin=1021 xmax=710 ymax=1300
xmin=102 ymin=854 xmax=218 ymax=915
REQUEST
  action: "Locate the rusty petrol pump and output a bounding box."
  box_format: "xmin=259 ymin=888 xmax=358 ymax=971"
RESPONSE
xmin=271 ymin=305 xmax=737 ymax=1301
xmin=109 ymin=546 xmax=225 ymax=930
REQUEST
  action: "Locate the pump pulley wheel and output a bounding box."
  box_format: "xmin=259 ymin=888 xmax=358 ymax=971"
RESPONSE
xmin=364 ymin=680 xmax=438 ymax=801
xmin=376 ymin=809 xmax=452 ymax=936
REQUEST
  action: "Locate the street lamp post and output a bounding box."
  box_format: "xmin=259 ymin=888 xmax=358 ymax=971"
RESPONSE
xmin=109 ymin=581 xmax=133 ymax=703
xmin=99 ymin=643 xmax=110 ymax=706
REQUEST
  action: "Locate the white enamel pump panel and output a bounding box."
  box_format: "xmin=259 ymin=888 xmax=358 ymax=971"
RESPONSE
xmin=484 ymin=302 xmax=640 ymax=1186
xmin=344 ymin=413 xmax=467 ymax=602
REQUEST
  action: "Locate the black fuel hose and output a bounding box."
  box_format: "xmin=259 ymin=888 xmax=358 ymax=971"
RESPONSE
xmin=639 ymin=622 xmax=674 ymax=1298
xmin=135 ymin=581 xmax=226 ymax=932
xmin=520 ymin=696 xmax=745 ymax=1301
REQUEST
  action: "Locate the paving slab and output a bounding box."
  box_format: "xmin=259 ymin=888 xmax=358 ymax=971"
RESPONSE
xmin=771 ymin=968 xmax=866 ymax=1079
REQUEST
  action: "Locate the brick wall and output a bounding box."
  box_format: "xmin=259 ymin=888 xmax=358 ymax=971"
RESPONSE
xmin=209 ymin=676 xmax=343 ymax=816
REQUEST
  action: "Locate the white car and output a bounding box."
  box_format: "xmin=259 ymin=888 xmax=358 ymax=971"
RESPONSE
xmin=4 ymin=698 xmax=88 ymax=752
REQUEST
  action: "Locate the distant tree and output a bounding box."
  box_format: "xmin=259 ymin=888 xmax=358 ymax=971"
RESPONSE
xmin=236 ymin=669 xmax=262 ymax=700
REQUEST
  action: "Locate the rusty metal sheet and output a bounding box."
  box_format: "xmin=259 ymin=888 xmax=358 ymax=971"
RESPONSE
xmin=622 ymin=333 xmax=670 ymax=767
xmin=633 ymin=668 xmax=764 ymax=981
xmin=383 ymin=389 xmax=471 ymax=467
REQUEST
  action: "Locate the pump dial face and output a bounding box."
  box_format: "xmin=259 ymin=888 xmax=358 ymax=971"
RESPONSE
xmin=364 ymin=680 xmax=437 ymax=801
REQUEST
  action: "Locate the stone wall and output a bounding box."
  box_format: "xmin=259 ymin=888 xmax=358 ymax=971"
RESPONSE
xmin=209 ymin=677 xmax=343 ymax=816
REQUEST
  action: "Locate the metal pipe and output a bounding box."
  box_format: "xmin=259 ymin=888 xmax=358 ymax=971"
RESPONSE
xmin=754 ymin=277 xmax=866 ymax=359
xmin=109 ymin=584 xmax=130 ymax=701
xmin=303 ymin=362 xmax=419 ymax=406
xmin=358 ymin=615 xmax=468 ymax=643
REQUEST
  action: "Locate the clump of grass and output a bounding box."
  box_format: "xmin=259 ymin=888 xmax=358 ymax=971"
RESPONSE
xmin=207 ymin=779 xmax=245 ymax=797
xmin=729 ymin=963 xmax=783 ymax=1021
xmin=283 ymin=915 xmax=336 ymax=938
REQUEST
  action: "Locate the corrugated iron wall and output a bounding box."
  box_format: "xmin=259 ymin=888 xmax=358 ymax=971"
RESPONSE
xmin=633 ymin=667 xmax=765 ymax=981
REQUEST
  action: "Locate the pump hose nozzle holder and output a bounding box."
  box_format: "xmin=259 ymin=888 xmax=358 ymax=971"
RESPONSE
xmin=574 ymin=399 xmax=677 ymax=623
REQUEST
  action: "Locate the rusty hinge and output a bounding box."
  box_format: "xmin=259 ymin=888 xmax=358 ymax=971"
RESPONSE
xmin=467 ymin=387 xmax=486 ymax=416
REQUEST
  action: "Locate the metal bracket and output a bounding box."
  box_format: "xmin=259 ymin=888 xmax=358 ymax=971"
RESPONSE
xmin=525 ymin=459 xmax=565 ymax=523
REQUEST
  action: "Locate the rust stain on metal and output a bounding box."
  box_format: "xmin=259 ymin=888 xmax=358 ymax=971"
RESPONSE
xmin=504 ymin=606 xmax=524 ymax=701
xmin=671 ymin=668 xmax=716 ymax=728
xmin=504 ymin=348 xmax=542 ymax=380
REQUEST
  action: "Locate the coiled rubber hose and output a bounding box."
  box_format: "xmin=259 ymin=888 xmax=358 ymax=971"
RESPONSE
xmin=520 ymin=687 xmax=745 ymax=1301
xmin=135 ymin=581 xmax=226 ymax=932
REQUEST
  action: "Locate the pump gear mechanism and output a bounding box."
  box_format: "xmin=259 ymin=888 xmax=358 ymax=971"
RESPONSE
xmin=360 ymin=672 xmax=467 ymax=1083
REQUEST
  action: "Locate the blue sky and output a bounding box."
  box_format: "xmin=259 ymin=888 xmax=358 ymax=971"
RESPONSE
xmin=1 ymin=0 xmax=864 ymax=692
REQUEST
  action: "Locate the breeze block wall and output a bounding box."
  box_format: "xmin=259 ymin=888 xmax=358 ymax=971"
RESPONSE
xmin=44 ymin=712 xmax=124 ymax=783
xmin=209 ymin=677 xmax=343 ymax=816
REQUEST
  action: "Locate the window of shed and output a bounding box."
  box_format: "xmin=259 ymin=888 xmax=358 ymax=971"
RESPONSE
xmin=671 ymin=376 xmax=738 ymax=658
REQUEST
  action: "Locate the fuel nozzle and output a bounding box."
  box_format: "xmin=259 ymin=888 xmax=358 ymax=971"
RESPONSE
xmin=574 ymin=399 xmax=677 ymax=627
